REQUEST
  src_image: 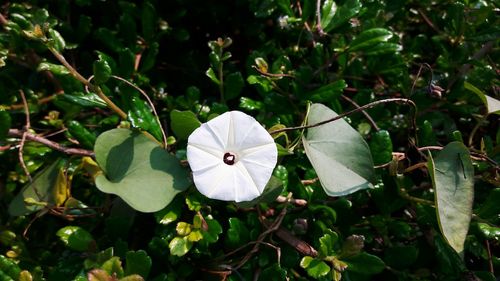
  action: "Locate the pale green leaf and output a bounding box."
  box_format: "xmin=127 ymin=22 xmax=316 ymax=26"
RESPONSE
xmin=94 ymin=129 xmax=190 ymax=213
xmin=428 ymin=141 xmax=474 ymax=255
xmin=302 ymin=103 xmax=374 ymax=196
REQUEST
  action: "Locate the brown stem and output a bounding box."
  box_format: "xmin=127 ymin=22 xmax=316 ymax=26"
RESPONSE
xmin=48 ymin=47 xmax=127 ymax=119
xmin=8 ymin=129 xmax=94 ymax=157
xmin=270 ymin=98 xmax=416 ymax=135
xmin=341 ymin=94 xmax=380 ymax=131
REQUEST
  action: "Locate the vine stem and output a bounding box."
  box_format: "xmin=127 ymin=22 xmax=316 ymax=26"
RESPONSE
xmin=269 ymin=98 xmax=416 ymax=135
xmin=8 ymin=129 xmax=95 ymax=157
xmin=48 ymin=47 xmax=127 ymax=120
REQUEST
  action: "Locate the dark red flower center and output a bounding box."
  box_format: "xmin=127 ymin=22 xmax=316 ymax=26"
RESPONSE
xmin=223 ymin=152 xmax=236 ymax=165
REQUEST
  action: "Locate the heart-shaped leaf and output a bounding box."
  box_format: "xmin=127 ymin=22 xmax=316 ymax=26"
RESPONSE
xmin=302 ymin=103 xmax=374 ymax=196
xmin=94 ymin=128 xmax=190 ymax=213
xmin=428 ymin=141 xmax=474 ymax=255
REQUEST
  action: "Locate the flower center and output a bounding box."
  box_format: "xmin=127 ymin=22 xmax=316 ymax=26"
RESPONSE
xmin=223 ymin=152 xmax=236 ymax=165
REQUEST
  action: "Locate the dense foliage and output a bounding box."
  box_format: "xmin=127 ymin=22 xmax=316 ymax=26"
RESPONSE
xmin=0 ymin=0 xmax=499 ymax=280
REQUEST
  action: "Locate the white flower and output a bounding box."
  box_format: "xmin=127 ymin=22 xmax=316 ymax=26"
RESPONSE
xmin=187 ymin=111 xmax=278 ymax=202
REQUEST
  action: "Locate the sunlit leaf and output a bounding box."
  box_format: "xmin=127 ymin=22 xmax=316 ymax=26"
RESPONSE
xmin=302 ymin=103 xmax=374 ymax=196
xmin=94 ymin=128 xmax=190 ymax=212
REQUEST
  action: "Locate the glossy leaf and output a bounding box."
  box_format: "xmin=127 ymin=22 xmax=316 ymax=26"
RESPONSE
xmin=37 ymin=62 xmax=70 ymax=75
xmin=56 ymin=226 xmax=94 ymax=252
xmin=369 ymin=130 xmax=393 ymax=165
xmin=93 ymin=59 xmax=112 ymax=85
xmin=428 ymin=142 xmax=474 ymax=255
xmin=323 ymin=0 xmax=361 ymax=32
xmin=300 ymin=256 xmax=331 ymax=278
xmin=225 ymin=218 xmax=250 ymax=248
xmin=94 ymin=128 xmax=190 ymax=212
xmin=307 ymin=80 xmax=347 ymax=102
xmin=169 ymin=237 xmax=192 ymax=257
xmin=125 ymin=94 xmax=163 ymax=143
xmin=60 ymin=92 xmax=107 ymax=108
xmin=170 ymin=110 xmax=201 ymax=140
xmin=302 ymin=103 xmax=374 ymax=196
xmin=349 ymin=28 xmax=393 ymax=52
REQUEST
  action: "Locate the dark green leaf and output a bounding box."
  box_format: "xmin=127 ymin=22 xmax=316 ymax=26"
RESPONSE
xmin=125 ymin=250 xmax=151 ymax=279
xmin=323 ymin=0 xmax=361 ymax=32
xmin=93 ymin=59 xmax=112 ymax=85
xmin=349 ymin=28 xmax=393 ymax=52
xmin=0 ymin=110 xmax=11 ymax=141
xmin=308 ymin=80 xmax=347 ymax=102
xmin=59 ymin=92 xmax=107 ymax=108
xmin=344 ymin=252 xmax=385 ymax=274
xmin=224 ymin=72 xmax=244 ymax=100
xmin=170 ymin=110 xmax=201 ymax=140
xmin=56 ymin=226 xmax=95 ymax=252
xmin=369 ymin=130 xmax=393 ymax=165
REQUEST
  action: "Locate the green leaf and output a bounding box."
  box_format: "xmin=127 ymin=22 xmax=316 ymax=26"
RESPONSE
xmin=93 ymin=59 xmax=112 ymax=85
xmin=349 ymin=28 xmax=393 ymax=52
xmin=125 ymin=94 xmax=163 ymax=142
xmin=201 ymin=218 xmax=223 ymax=245
xmin=320 ymin=0 xmax=337 ymax=31
xmin=258 ymin=264 xmax=287 ymax=281
xmin=48 ymin=29 xmax=66 ymax=51
xmin=155 ymin=197 xmax=183 ymax=225
xmin=224 ymin=72 xmax=244 ymax=100
xmin=239 ymin=97 xmax=264 ymax=111
xmin=125 ymin=250 xmax=151 ymax=279
xmin=369 ymin=130 xmax=393 ymax=165
xmin=37 ymin=62 xmax=70 ymax=75
xmin=477 ymin=188 xmax=500 ymax=219
xmin=59 ymin=92 xmax=107 ymax=108
xmin=8 ymin=159 xmax=65 ymax=216
xmin=344 ymin=252 xmax=385 ymax=274
xmin=302 ymin=103 xmax=374 ymax=196
xmin=170 ymin=110 xmax=201 ymax=140
xmin=307 ymin=80 xmax=347 ymax=103
xmin=101 ymin=257 xmax=124 ymax=278
xmin=206 ymin=68 xmax=220 ymax=85
xmin=300 ymin=257 xmax=331 ymax=278
xmin=141 ymin=2 xmax=157 ymax=42
xmin=384 ymin=246 xmax=419 ymax=269
xmin=94 ymin=128 xmax=190 ymax=212
xmin=464 ymin=81 xmax=500 ymax=115
xmin=477 ymin=223 xmax=500 ymax=239
xmin=0 ymin=110 xmax=11 ymax=141
xmin=318 ymin=229 xmax=339 ymax=257
xmin=56 ymin=226 xmax=94 ymax=252
xmin=323 ymin=0 xmax=361 ymax=32
xmin=428 ymin=142 xmax=474 ymax=255
xmin=225 ymin=218 xmax=250 ymax=249
xmin=169 ymin=237 xmax=192 ymax=257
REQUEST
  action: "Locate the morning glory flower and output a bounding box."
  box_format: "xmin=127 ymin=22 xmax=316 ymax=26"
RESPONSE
xmin=187 ymin=111 xmax=278 ymax=202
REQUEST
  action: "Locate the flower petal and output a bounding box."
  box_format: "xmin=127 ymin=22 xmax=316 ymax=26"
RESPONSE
xmin=186 ymin=110 xmax=278 ymax=202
